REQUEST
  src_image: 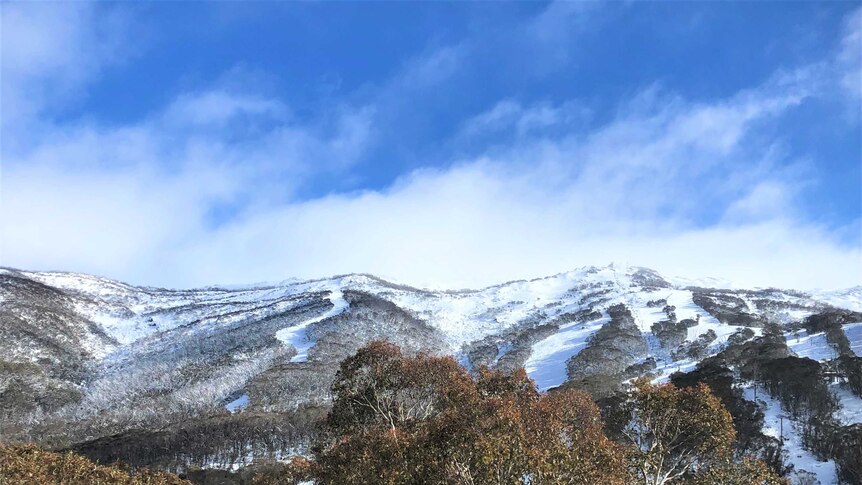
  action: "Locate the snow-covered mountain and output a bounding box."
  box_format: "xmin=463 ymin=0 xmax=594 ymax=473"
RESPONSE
xmin=1 ymin=265 xmax=860 ymax=483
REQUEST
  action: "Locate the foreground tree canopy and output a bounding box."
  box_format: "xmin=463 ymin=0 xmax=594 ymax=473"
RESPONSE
xmin=309 ymin=341 xmax=786 ymax=485
xmin=313 ymin=340 xmax=629 ymax=484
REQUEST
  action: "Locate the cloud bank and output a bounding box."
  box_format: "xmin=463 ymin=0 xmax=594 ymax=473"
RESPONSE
xmin=1 ymin=3 xmax=860 ymax=290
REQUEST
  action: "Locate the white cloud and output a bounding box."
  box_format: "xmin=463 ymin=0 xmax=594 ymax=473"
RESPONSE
xmin=150 ymin=71 xmax=857 ymax=290
xmin=0 ymin=2 xmax=132 ymax=135
xmin=1 ymin=2 xmax=859 ymax=291
xmin=459 ymin=99 xmax=589 ymax=140
xmin=722 ymin=181 xmax=795 ymax=223
xmin=156 ymin=159 xmax=860 ymax=291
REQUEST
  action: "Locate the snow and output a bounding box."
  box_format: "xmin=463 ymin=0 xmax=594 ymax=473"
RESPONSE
xmin=781 ymin=320 xmax=862 ymax=362
xmin=524 ymin=277 xmax=751 ymax=388
xmin=843 ymin=322 xmax=862 ymax=356
xmin=381 ymin=268 xmax=592 ymax=347
xmin=11 ymin=266 xmax=862 ymax=477
xmin=786 ymin=330 xmax=838 ymax=362
xmin=811 ymin=287 xmax=862 ymax=312
xmin=832 ymin=385 xmax=862 ymax=425
xmin=202 ymin=446 xmax=305 ymax=471
xmin=665 ymin=274 xmax=740 ymax=290
xmin=626 ymin=289 xmax=706 ymax=331
xmin=275 ymin=288 xmax=349 ymax=362
xmin=744 ymin=387 xmax=838 ymax=485
xmin=625 ymin=288 xmax=745 ymax=382
xmin=524 ymin=316 xmax=609 ymax=391
xmin=14 ymin=265 xmax=840 ymax=361
xmin=11 ymin=265 xmax=861 ymax=390
xmin=225 ymin=394 xmax=249 ymax=412
xmin=385 ymin=266 xmax=746 ymax=355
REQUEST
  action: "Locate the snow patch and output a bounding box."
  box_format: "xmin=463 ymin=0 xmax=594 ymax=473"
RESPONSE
xmin=275 ymin=289 xmax=349 ymax=362
xmin=843 ymin=322 xmax=862 ymax=357
xmin=524 ymin=316 xmax=609 ymax=391
xmin=786 ymin=330 xmax=838 ymax=362
xmin=811 ymin=287 xmax=862 ymax=313
xmin=225 ymin=394 xmax=249 ymax=413
xmin=832 ymin=385 xmax=862 ymax=426
xmin=743 ymin=387 xmax=838 ymax=485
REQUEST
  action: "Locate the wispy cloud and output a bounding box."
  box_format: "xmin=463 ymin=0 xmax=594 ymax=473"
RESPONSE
xmin=158 ymin=66 xmax=856 ymax=290
xmin=0 ymin=2 xmax=133 ymax=137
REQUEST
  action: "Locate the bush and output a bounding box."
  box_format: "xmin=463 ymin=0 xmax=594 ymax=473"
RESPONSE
xmin=0 ymin=444 xmax=191 ymax=485
xmin=682 ymin=458 xmax=787 ymax=485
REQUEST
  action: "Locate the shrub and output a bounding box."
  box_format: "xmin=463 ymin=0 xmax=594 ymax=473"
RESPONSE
xmin=682 ymin=458 xmax=787 ymax=485
xmin=0 ymin=444 xmax=191 ymax=485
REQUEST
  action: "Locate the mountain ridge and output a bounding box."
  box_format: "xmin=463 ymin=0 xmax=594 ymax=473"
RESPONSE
xmin=7 ymin=263 xmax=848 ymax=294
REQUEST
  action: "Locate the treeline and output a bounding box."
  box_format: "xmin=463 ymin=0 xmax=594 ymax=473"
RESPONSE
xmin=70 ymin=408 xmax=324 ymax=471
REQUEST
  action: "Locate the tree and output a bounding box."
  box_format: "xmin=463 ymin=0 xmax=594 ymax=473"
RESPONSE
xmin=619 ymin=379 xmax=736 ymax=485
xmin=524 ymin=387 xmax=630 ymax=484
xmin=313 ymin=341 xmax=630 ymax=484
xmin=670 ymin=363 xmax=789 ymax=477
xmin=833 ymin=424 xmax=862 ymax=484
xmin=325 ymin=340 xmax=471 ymax=435
xmin=316 ymin=341 xmax=468 ymax=484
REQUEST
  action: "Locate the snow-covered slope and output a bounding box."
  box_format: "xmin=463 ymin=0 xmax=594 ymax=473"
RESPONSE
xmin=1 ymin=265 xmax=860 ymax=482
xmin=744 ymin=387 xmax=838 ymax=485
xmin=0 ymin=265 xmax=851 ymax=392
xmin=1 ymin=265 xmax=839 ymax=363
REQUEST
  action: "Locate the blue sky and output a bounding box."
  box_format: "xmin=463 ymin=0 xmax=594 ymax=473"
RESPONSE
xmin=1 ymin=1 xmax=860 ymax=289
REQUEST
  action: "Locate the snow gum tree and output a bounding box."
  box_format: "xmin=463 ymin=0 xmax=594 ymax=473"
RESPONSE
xmin=620 ymin=379 xmax=737 ymax=485
xmin=313 ymin=341 xmax=630 ymax=485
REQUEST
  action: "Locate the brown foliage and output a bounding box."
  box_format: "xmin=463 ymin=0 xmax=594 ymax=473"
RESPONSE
xmin=246 ymin=456 xmax=316 ymax=484
xmin=313 ymin=340 xmax=630 ymax=484
xmin=682 ymin=458 xmax=788 ymax=485
xmin=0 ymin=444 xmax=191 ymax=485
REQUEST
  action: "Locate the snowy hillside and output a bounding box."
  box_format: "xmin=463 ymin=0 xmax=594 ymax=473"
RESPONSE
xmin=1 ymin=265 xmax=860 ymax=483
